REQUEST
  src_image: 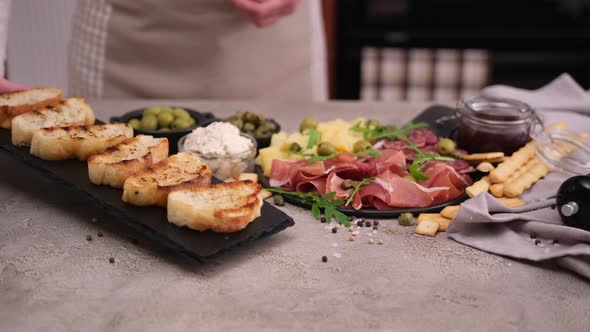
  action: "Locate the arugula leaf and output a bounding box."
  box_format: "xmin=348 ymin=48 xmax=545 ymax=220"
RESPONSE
xmin=266 ymin=187 xmax=351 ymax=226
xmin=355 ymin=148 xmax=381 ymax=158
xmin=306 ymin=152 xmax=341 ymax=164
xmin=344 ymin=176 xmax=377 ymax=207
xmin=407 ymin=145 xmax=454 ymax=181
xmin=307 ymin=128 xmax=320 ymax=149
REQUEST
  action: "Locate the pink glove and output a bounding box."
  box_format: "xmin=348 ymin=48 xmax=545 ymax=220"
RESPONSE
xmin=231 ymin=0 xmax=301 ymax=28
xmin=0 ymin=77 xmax=29 ymax=93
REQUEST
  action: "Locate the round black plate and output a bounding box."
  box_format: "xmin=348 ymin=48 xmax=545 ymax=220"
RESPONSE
xmin=110 ymin=107 xmax=217 ymax=153
xmin=256 ymin=166 xmax=472 ymax=219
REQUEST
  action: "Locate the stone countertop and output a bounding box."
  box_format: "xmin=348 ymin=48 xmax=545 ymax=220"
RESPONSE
xmin=1 ymin=99 xmax=588 ymax=332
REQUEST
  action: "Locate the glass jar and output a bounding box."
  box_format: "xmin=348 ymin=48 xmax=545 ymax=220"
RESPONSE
xmin=456 ymin=97 xmax=540 ymax=155
xmin=535 ymin=129 xmax=590 ymax=175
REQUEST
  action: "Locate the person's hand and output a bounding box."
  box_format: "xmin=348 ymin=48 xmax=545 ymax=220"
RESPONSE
xmin=231 ymin=0 xmax=301 ymax=28
xmin=0 ymin=77 xmax=29 ymax=93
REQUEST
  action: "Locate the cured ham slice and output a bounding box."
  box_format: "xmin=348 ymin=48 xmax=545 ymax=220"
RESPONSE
xmin=269 ymin=159 xmax=306 ymax=188
xmin=367 ymin=149 xmax=407 ymax=177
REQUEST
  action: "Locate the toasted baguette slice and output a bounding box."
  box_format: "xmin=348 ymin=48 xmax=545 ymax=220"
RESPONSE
xmin=30 ymin=123 xmax=133 ymax=161
xmin=122 ymin=152 xmax=212 ymax=207
xmin=88 ymin=135 xmax=169 ymax=188
xmin=0 ymin=88 xmax=62 ymax=128
xmin=167 ymin=180 xmax=263 ymax=233
xmin=11 ymin=97 xmax=95 ymax=146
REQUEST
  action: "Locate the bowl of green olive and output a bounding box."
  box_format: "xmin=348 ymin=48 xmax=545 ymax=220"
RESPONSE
xmin=224 ymin=111 xmax=281 ymax=149
xmin=110 ymin=106 xmax=216 ymax=153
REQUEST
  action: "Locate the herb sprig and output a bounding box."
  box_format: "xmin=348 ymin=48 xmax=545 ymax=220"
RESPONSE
xmin=407 ymin=144 xmax=454 ymax=181
xmin=351 ymin=120 xmax=428 ymax=142
xmin=267 ymin=188 xmax=351 ymax=226
xmin=344 ymin=176 xmax=376 ymax=207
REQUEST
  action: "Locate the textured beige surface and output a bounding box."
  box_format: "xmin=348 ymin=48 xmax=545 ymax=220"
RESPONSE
xmin=1 ymin=100 xmax=589 ymax=332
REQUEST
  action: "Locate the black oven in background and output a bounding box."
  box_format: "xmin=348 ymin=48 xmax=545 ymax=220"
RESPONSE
xmin=334 ymin=0 xmax=590 ymax=99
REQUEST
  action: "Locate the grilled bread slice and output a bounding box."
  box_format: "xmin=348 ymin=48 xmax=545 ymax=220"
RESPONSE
xmin=122 ymin=152 xmax=212 ymax=207
xmin=0 ymin=88 xmax=62 ymax=128
xmin=11 ymin=97 xmax=95 ymax=146
xmin=167 ymin=180 xmax=263 ymax=233
xmin=30 ymin=123 xmax=133 ymax=161
xmin=88 ymin=135 xmax=169 ymax=188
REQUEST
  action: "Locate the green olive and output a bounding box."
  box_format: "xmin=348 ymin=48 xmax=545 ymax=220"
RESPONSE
xmin=288 ymin=142 xmax=302 ymax=153
xmin=140 ymin=115 xmax=158 ymax=131
xmin=172 ymin=118 xmax=191 ymax=129
xmin=353 ymin=140 xmax=373 ymax=153
xmin=255 ymin=127 xmax=270 ymax=138
xmin=159 ymin=127 xmax=171 ymax=132
xmin=243 ymin=122 xmax=255 ymax=132
xmin=172 ymin=108 xmax=191 ymax=120
xmin=228 ymin=118 xmax=244 ymax=130
xmin=186 ymin=117 xmax=197 ymax=127
xmin=299 ymin=117 xmax=317 ymax=133
xmin=129 ymin=118 xmax=141 ymax=130
xmin=437 ymin=138 xmax=456 ymax=156
xmin=316 ymin=142 xmax=336 ymax=156
xmin=143 ymin=106 xmax=161 ymax=117
xmin=398 ymin=212 xmax=415 ymax=226
xmin=157 ymin=112 xmax=174 ymax=128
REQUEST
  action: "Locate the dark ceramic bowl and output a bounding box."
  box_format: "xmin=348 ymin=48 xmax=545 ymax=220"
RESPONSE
xmin=221 ymin=117 xmax=281 ymax=150
xmin=110 ymin=107 xmax=217 ymax=153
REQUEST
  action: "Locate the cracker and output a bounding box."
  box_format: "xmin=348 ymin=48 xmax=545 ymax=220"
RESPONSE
xmin=415 ymin=220 xmax=439 ymax=237
xmin=466 ymin=176 xmax=491 ymax=198
xmin=440 ymin=205 xmax=460 ymax=220
xmin=238 ymin=173 xmax=259 ymax=182
xmin=476 ymin=162 xmax=495 ymax=173
xmin=417 ymin=213 xmax=452 ymax=232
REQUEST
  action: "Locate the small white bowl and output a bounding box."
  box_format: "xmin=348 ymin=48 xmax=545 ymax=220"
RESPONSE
xmin=177 ymin=133 xmax=257 ymax=180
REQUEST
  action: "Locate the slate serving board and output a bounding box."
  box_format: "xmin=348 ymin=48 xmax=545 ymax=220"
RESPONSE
xmin=0 ymin=122 xmax=295 ymax=262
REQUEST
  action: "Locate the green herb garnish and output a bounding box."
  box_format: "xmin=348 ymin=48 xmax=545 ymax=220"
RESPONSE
xmin=407 ymin=143 xmax=454 ymax=181
xmin=267 ymin=188 xmax=351 ymax=226
xmin=306 ymin=152 xmax=341 ymax=164
xmin=344 ymin=176 xmax=377 ymax=207
xmin=355 ymin=148 xmax=381 ymax=158
xmin=351 ymin=120 xmax=428 ymax=142
xmin=307 ymin=128 xmax=320 ymax=149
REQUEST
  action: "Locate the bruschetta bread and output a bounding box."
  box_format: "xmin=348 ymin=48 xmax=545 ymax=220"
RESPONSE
xmin=0 ymin=87 xmax=62 ymax=128
xmin=88 ymin=135 xmax=169 ymax=188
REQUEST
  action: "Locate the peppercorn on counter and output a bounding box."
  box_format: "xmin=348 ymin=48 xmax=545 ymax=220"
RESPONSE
xmin=1 ymin=99 xmax=588 ymax=332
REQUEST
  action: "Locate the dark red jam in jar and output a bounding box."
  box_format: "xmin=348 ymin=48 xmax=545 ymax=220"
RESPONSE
xmin=457 ymin=98 xmax=538 ymax=155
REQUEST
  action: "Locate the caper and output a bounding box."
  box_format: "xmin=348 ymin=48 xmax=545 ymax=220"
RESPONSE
xmin=228 ymin=118 xmax=244 ymax=130
xmin=140 ymin=115 xmax=158 ymax=131
xmin=273 ymin=195 xmax=285 ymax=206
xmin=299 ymin=117 xmax=317 ymax=133
xmin=316 ymin=142 xmax=336 ymax=156
xmin=243 ymin=111 xmax=261 ymax=126
xmin=353 ymin=140 xmax=373 ymax=153
xmin=157 ymin=112 xmax=174 ymax=128
xmin=398 ymin=212 xmax=415 ymax=226
xmin=437 ymin=138 xmax=456 ymax=156
xmin=172 ymin=108 xmax=191 ymax=120
xmin=243 ymin=122 xmax=255 ymax=132
xmin=129 ymin=118 xmax=141 ymax=130
xmin=288 ymin=142 xmax=302 ymax=153
xmin=255 ymin=127 xmax=269 ymax=138
xmin=341 ymin=179 xmax=356 ymax=190
xmin=260 ymin=120 xmax=277 ymax=132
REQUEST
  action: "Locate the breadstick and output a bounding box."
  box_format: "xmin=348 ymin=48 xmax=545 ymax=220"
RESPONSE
xmin=465 ymin=176 xmax=491 ymax=198
xmin=497 ymin=197 xmax=526 ymax=207
xmin=503 ymin=162 xmax=551 ymax=198
xmin=476 ymin=162 xmax=495 ymax=173
xmin=489 ymin=184 xmax=504 ymax=198
xmin=489 ymin=157 xmax=542 ymax=197
xmin=489 ymin=141 xmax=536 ymax=184
xmin=440 ymin=205 xmax=460 ymax=220
xmin=461 ymin=152 xmax=504 ymax=161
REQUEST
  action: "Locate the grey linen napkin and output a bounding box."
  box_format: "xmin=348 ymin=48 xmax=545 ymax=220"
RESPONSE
xmin=482 ymin=73 xmax=590 ymax=114
xmin=447 ymin=172 xmax=590 ymax=279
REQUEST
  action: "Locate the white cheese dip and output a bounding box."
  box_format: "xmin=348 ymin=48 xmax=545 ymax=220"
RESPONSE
xmin=184 ymin=122 xmax=253 ymax=156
